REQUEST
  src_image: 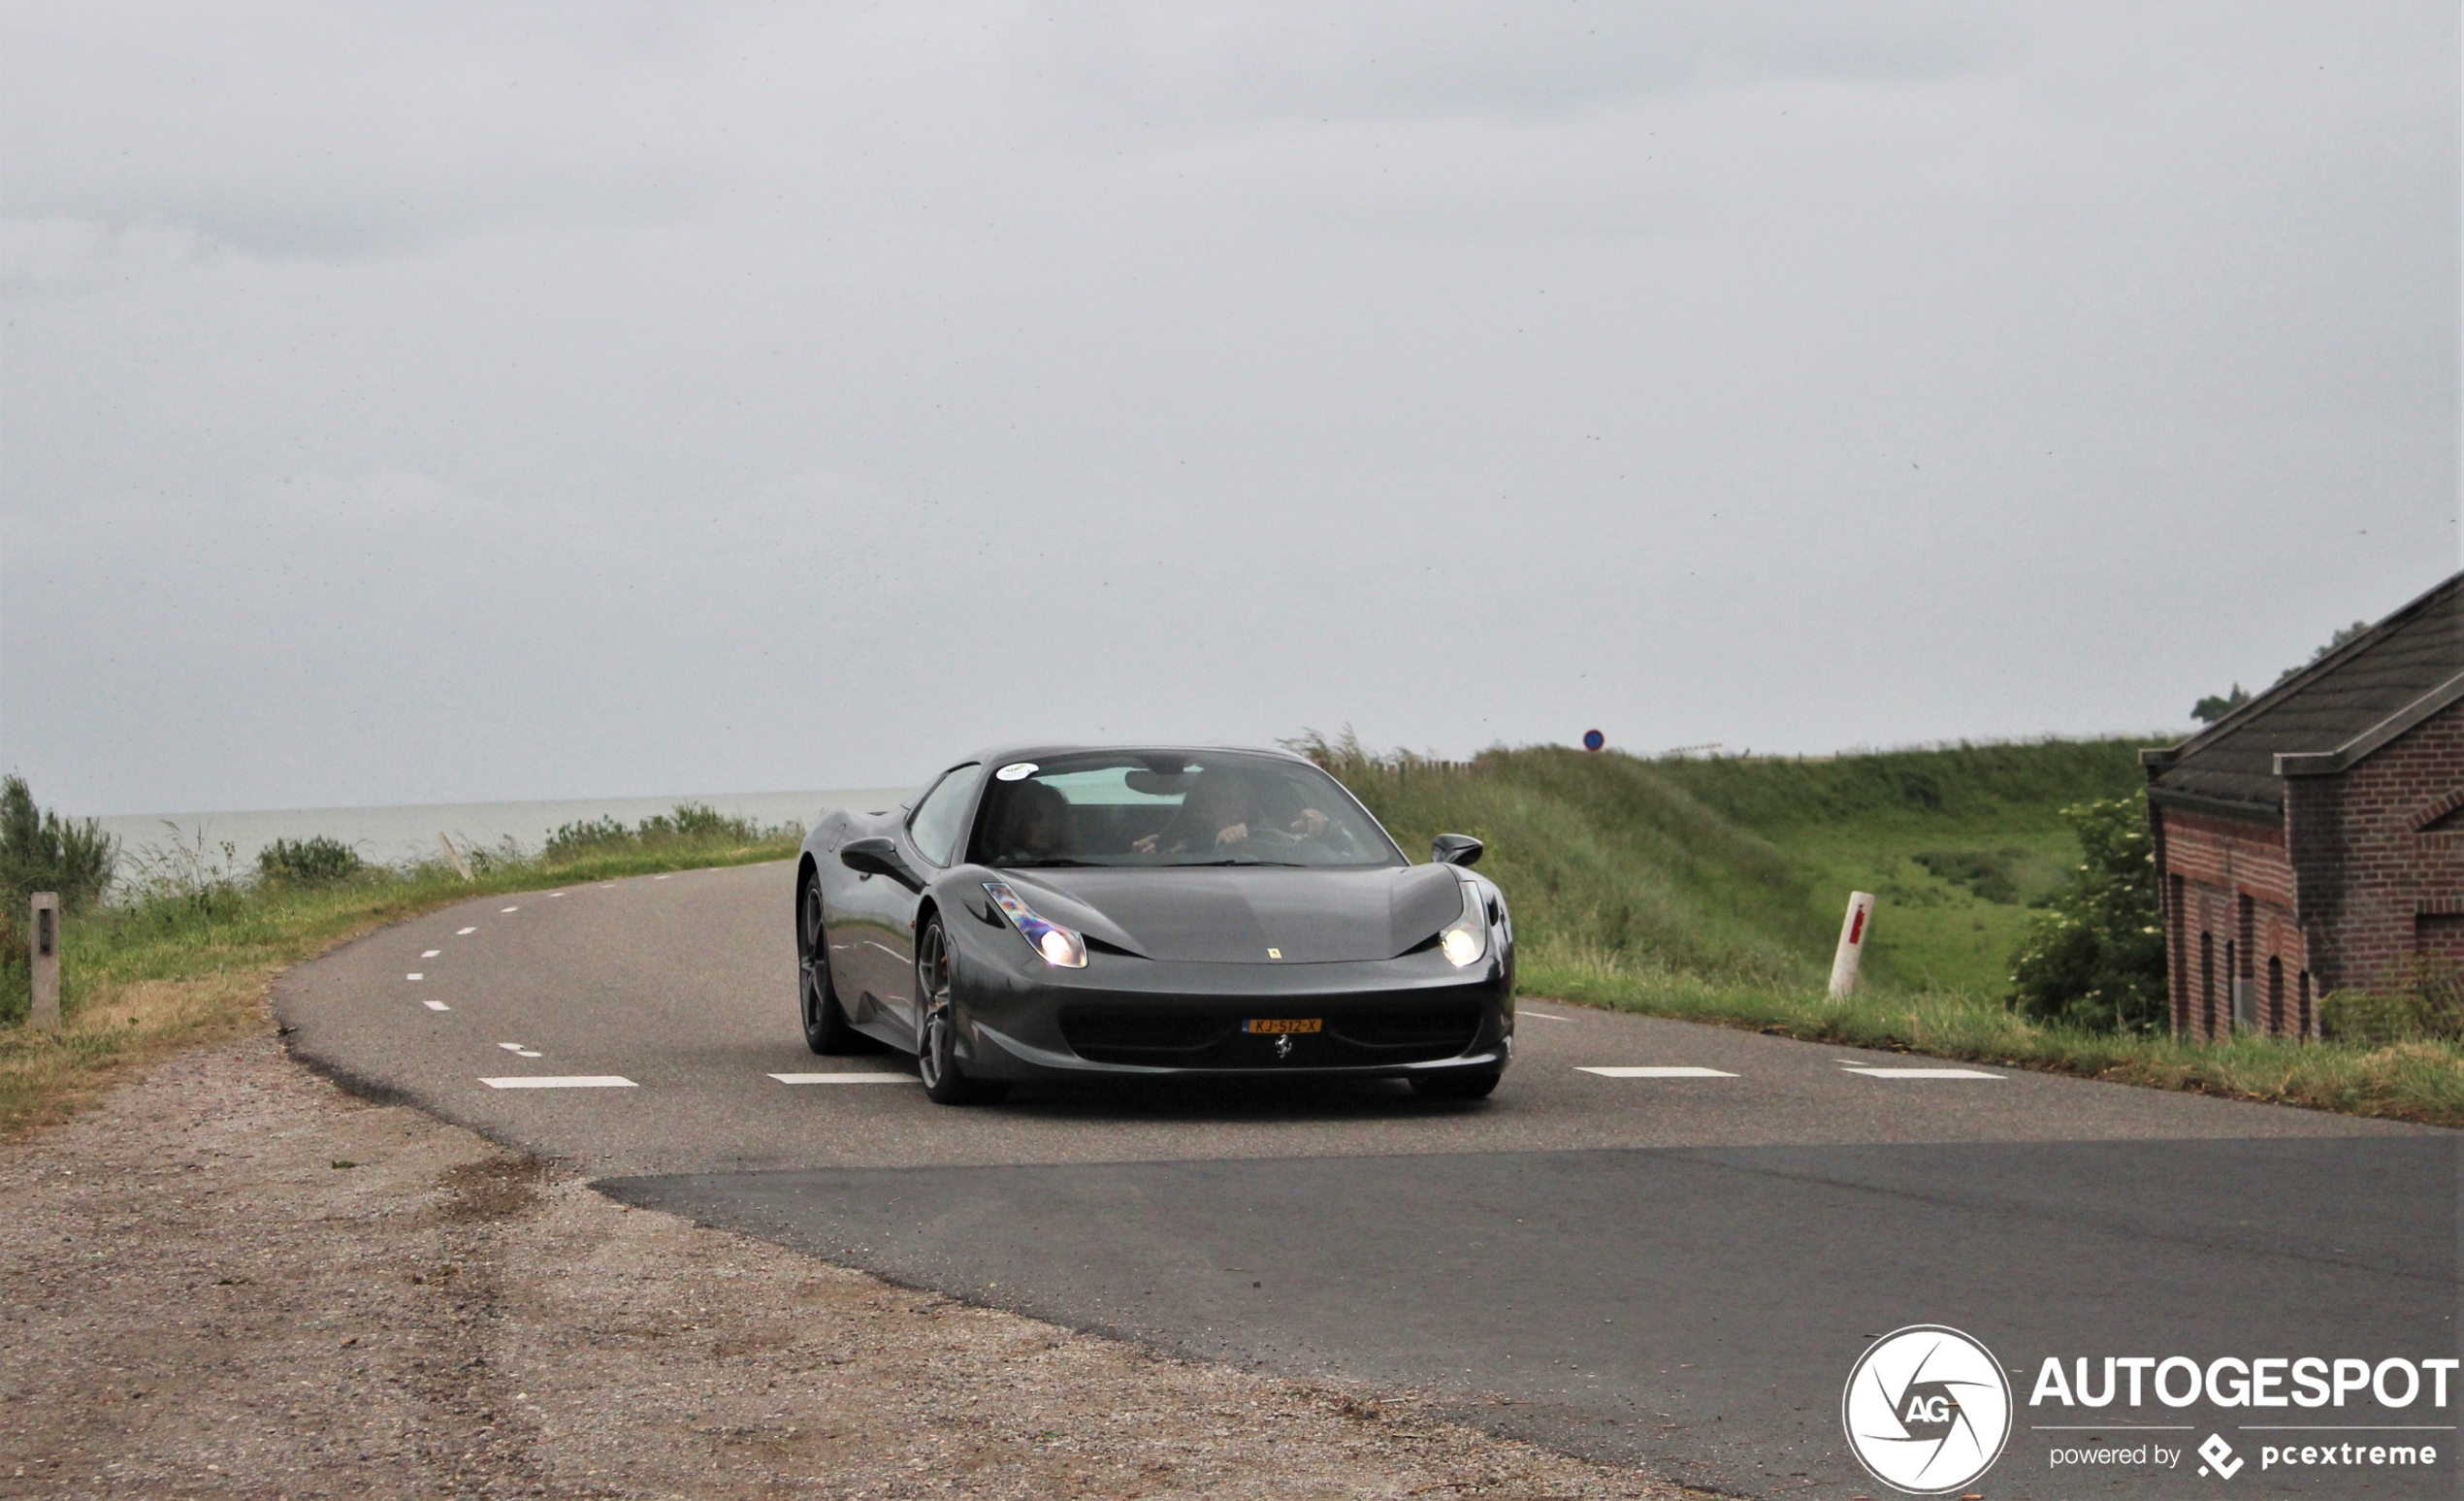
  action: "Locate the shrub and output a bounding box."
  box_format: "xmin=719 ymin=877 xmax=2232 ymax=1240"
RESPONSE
xmin=2320 ymin=959 xmax=2464 ymax=1044
xmin=256 ymin=835 xmax=365 ymax=886
xmin=540 ymin=804 xmax=782 ymax=863
xmin=636 ymin=803 xmax=761 ymax=844
xmin=2005 ymin=792 xmax=2167 ymax=1032
xmin=541 ymin=816 xmax=632 ymax=860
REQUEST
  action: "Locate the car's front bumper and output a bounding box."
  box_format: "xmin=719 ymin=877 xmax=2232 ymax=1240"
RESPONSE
xmin=951 ymin=944 xmax=1513 ymax=1082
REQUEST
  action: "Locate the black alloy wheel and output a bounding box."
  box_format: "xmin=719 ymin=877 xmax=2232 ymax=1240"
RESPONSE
xmin=799 ymin=881 xmax=858 ymax=1055
xmin=913 ymin=916 xmax=1007 ymax=1105
xmin=1409 ymin=1065 xmax=1504 ymax=1100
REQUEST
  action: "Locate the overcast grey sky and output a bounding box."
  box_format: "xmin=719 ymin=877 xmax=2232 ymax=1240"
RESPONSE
xmin=3 ymin=2 xmax=2456 ymax=814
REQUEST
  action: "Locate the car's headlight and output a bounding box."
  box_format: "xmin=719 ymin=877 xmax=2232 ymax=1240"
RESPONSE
xmin=983 ymin=881 xmax=1089 ymax=968
xmin=1439 ymin=881 xmax=1488 ymax=967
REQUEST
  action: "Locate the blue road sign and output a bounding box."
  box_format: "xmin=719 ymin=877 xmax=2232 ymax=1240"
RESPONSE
xmin=1582 ymin=729 xmax=1605 ymax=752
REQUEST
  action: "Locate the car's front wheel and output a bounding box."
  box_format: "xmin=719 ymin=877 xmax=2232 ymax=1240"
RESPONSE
xmin=914 ymin=916 xmax=1008 ymax=1105
xmin=1409 ymin=1066 xmax=1503 ymax=1101
xmin=799 ymin=881 xmax=859 ymax=1056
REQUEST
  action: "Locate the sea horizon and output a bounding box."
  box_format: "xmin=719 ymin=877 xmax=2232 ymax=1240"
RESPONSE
xmin=91 ymin=788 xmax=914 ymax=871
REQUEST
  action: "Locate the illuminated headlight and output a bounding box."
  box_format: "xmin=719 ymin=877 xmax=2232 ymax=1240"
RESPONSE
xmin=984 ymin=881 xmax=1088 ymax=968
xmin=1439 ymin=882 xmax=1488 ymax=968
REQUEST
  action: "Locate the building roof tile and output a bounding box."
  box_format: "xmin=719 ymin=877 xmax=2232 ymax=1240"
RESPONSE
xmin=2146 ymin=571 xmax=2462 ymax=816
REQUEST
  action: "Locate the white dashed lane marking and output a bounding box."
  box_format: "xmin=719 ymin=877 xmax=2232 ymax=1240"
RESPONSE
xmin=1578 ymin=1065 xmax=1739 ymax=1079
xmin=654 ymin=874 xmax=672 ymax=881
xmin=481 ymin=1076 xmax=636 ymax=1090
xmin=497 ymin=1042 xmax=543 ymax=1059
xmin=549 ymin=891 xmax=565 ymax=897
xmin=1841 ymin=1066 xmax=2003 ymax=1079
xmin=457 ymin=927 xmax=477 ymax=935
xmin=769 ymin=1072 xmax=918 ymax=1086
xmin=1520 ymin=1010 xmax=1568 ymax=1021
xmin=423 ymin=1000 xmax=450 ymax=1011
xmin=500 ymin=906 xmax=520 ymax=913
xmin=422 ymin=950 xmax=440 ymax=958
xmin=406 ymin=973 xmax=424 ymax=981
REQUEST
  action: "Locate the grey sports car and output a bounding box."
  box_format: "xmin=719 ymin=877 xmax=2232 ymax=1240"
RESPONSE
xmin=794 ymin=745 xmax=1513 ymax=1104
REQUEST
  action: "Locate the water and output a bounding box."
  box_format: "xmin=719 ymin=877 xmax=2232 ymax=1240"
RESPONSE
xmin=93 ymin=788 xmax=914 ymax=871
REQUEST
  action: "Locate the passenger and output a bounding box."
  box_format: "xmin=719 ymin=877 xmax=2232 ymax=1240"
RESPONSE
xmin=990 ymin=782 xmax=1072 ymax=864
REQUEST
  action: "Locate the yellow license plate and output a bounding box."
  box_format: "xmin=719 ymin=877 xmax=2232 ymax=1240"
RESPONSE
xmin=1244 ymin=1018 xmax=1322 ymax=1034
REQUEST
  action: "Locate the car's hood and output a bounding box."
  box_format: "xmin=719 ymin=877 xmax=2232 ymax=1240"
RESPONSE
xmin=999 ymin=864 xmax=1465 ymax=963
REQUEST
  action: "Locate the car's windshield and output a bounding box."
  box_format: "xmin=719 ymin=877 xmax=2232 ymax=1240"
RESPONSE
xmin=970 ymin=751 xmax=1402 ymax=868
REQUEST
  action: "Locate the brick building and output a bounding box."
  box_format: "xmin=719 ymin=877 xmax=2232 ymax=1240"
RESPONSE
xmin=2141 ymin=571 xmax=2462 ymax=1039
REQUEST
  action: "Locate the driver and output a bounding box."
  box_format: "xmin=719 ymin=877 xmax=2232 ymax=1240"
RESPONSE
xmin=1132 ymin=773 xmax=1332 ymax=855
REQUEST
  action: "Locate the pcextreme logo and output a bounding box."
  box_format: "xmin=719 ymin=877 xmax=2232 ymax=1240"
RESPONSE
xmin=1842 ymin=1324 xmax=2013 ymax=1495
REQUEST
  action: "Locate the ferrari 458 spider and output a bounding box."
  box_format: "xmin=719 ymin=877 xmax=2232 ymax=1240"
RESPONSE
xmin=794 ymin=745 xmax=1512 ymax=1104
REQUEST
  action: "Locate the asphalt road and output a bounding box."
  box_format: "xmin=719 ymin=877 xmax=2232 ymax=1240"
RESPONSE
xmin=279 ymin=861 xmax=2461 ymax=1498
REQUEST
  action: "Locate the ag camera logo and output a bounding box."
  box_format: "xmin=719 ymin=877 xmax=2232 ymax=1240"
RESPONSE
xmin=1843 ymin=1324 xmax=2013 ymax=1494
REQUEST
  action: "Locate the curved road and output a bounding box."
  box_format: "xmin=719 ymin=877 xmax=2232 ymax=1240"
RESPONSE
xmin=278 ymin=862 xmax=2459 ymax=1498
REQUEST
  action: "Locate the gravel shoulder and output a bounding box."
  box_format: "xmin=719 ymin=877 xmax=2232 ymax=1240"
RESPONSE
xmin=0 ymin=1031 xmax=1694 ymax=1499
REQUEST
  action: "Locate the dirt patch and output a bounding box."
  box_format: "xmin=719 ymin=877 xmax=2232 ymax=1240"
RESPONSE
xmin=0 ymin=1034 xmax=1696 ymax=1499
xmin=436 ymin=1156 xmax=551 ymax=1224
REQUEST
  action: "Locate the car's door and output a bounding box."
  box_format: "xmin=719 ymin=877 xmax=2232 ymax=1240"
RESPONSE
xmin=866 ymin=762 xmax=986 ymax=1040
xmin=827 ymin=807 xmax=914 ymax=1030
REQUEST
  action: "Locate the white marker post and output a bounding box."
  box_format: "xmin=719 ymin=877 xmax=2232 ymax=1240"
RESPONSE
xmin=1828 ymin=891 xmax=1875 ymax=1000
xmin=28 ymin=893 xmax=60 ymax=1030
xmin=438 ymin=833 xmax=473 ymax=881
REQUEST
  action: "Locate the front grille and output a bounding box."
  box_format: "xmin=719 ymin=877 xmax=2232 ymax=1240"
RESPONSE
xmin=1059 ymin=999 xmax=1484 ymax=1068
xmin=1059 ymin=1011 xmax=1233 ymax=1058
xmin=1329 ymin=1007 xmax=1482 ymax=1050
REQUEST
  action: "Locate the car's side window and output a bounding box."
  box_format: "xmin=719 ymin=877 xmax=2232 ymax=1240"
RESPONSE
xmin=907 ymin=763 xmax=986 ymax=867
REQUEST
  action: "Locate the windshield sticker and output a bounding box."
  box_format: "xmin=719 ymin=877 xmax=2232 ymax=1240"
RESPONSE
xmin=994 ymin=762 xmax=1039 ymax=781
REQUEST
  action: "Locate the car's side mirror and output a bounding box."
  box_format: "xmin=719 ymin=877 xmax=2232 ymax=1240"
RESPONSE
xmin=1431 ymin=833 xmax=1484 ymax=867
xmin=841 ymin=836 xmax=924 ymax=890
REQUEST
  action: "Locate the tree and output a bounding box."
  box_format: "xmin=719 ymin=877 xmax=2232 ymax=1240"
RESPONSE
xmin=2190 ymin=685 xmax=2248 ymax=725
xmin=2191 ymin=620 xmax=2374 ymax=725
xmin=2007 ymin=792 xmax=2167 ymax=1032
xmin=2279 ymin=620 xmax=2370 ymax=682
xmin=0 ymin=775 xmax=117 ymax=912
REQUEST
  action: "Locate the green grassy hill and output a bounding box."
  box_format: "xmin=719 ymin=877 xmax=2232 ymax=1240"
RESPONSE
xmin=1314 ymin=732 xmax=2464 ymax=1129
xmin=1311 ymin=734 xmax=2158 ymax=997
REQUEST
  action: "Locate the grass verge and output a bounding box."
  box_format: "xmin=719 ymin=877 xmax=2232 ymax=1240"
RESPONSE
xmin=1524 ymin=948 xmax=2464 ymax=1128
xmin=0 ymin=834 xmax=799 ymax=1141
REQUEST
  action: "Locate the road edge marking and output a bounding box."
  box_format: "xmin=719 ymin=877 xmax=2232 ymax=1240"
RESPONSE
xmin=480 ymin=1076 xmax=636 ymax=1090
